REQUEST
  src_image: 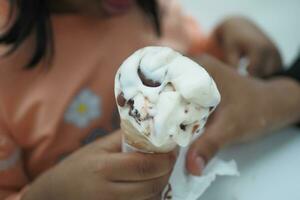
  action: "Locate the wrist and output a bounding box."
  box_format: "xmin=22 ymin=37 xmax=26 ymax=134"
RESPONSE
xmin=261 ymin=77 xmax=300 ymax=129
xmin=22 ymin=170 xmax=56 ymax=200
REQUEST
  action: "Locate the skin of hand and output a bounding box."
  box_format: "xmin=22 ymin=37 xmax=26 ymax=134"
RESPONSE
xmin=212 ymin=16 xmax=282 ymax=77
xmin=23 ymin=131 xmax=177 ymax=200
xmin=186 ymin=55 xmax=300 ymax=176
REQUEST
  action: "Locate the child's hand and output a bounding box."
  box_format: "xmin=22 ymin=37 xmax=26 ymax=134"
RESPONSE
xmin=23 ymin=131 xmax=177 ymax=200
xmin=213 ymin=16 xmax=282 ymax=77
xmin=186 ymin=55 xmax=300 ymax=176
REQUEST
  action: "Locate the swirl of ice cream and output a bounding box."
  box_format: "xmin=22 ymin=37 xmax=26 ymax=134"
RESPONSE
xmin=115 ymin=46 xmax=220 ymax=150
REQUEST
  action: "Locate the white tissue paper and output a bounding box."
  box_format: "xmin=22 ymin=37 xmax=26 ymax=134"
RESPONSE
xmin=123 ymin=134 xmax=239 ymax=200
xmin=118 ymin=47 xmax=239 ymax=200
xmin=169 ymin=142 xmax=239 ymax=199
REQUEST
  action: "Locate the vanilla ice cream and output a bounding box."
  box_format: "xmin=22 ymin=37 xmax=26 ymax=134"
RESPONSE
xmin=115 ymin=46 xmax=220 ymax=152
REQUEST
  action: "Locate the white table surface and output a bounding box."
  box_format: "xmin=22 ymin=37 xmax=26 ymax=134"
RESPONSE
xmin=179 ymin=0 xmax=300 ymax=199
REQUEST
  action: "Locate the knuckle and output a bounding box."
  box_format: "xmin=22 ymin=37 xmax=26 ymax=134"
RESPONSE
xmin=270 ymin=45 xmax=278 ymax=53
xmin=105 ymin=192 xmax=118 ymax=200
xmin=198 ymin=54 xmax=221 ymax=68
xmin=96 ymin=158 xmax=111 ymax=178
xmin=136 ymin=158 xmax=155 ymax=178
xmin=147 ymin=195 xmax=162 ymax=200
xmin=258 ymin=43 xmax=272 ymax=54
xmin=208 ymin=137 xmax=221 ymax=152
xmin=202 ymin=137 xmax=220 ymax=161
xmin=150 ymin=179 xmax=167 ymax=195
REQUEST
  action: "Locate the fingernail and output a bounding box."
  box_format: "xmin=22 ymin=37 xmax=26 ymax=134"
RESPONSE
xmin=195 ymin=156 xmax=205 ymax=176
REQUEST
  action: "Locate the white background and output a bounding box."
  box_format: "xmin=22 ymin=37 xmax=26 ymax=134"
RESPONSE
xmin=180 ymin=0 xmax=300 ymax=199
xmin=181 ymin=0 xmax=300 ymax=66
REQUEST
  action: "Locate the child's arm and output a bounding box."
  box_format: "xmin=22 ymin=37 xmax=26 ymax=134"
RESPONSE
xmin=0 ymin=131 xmax=176 ymax=200
xmin=186 ymin=55 xmax=300 ymax=175
xmin=0 ymin=127 xmax=29 ymax=200
xmin=158 ymin=0 xmax=207 ymax=55
xmin=0 ymin=4 xmax=30 ymax=194
xmin=210 ymin=16 xmax=282 ymax=77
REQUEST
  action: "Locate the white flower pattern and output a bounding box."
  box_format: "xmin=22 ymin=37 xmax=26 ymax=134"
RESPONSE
xmin=0 ymin=148 xmax=20 ymax=172
xmin=65 ymin=89 xmax=101 ymax=128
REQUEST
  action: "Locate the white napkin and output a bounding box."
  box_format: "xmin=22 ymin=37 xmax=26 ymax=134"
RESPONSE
xmin=169 ymin=145 xmax=239 ymax=200
xmin=123 ymin=136 xmax=239 ymax=200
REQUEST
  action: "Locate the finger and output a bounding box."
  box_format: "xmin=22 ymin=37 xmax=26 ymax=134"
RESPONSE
xmin=195 ymin=54 xmax=238 ymax=83
xmin=222 ymin=39 xmax=240 ymax=67
xmin=196 ymin=54 xmax=224 ymax=68
xmin=144 ymin=195 xmax=163 ymax=200
xmin=114 ymin=173 xmax=170 ymax=200
xmin=186 ymin=123 xmax=224 ymax=176
xmin=261 ymin=54 xmax=276 ymax=77
xmin=248 ymin=46 xmax=275 ymax=77
xmin=262 ymin=51 xmax=283 ymax=77
xmin=105 ymin=151 xmax=177 ymax=181
xmin=247 ymin=50 xmax=264 ymax=76
xmin=94 ymin=130 xmax=122 ymax=152
xmin=214 ymin=24 xmax=241 ymax=67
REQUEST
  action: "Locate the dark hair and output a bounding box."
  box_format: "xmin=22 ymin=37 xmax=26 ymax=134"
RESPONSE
xmin=136 ymin=0 xmax=161 ymax=36
xmin=0 ymin=0 xmax=160 ymax=69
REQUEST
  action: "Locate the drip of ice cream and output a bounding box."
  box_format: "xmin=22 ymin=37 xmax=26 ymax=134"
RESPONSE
xmin=115 ymin=46 xmax=220 ymax=148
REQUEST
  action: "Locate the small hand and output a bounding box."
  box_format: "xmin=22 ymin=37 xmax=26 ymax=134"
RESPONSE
xmin=186 ymin=55 xmax=300 ymax=176
xmin=24 ymin=131 xmax=177 ymax=200
xmin=213 ymin=16 xmax=282 ymax=77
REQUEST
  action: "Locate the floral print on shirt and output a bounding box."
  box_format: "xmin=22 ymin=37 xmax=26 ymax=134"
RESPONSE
xmin=0 ymin=134 xmax=20 ymax=172
xmin=65 ymin=89 xmax=101 ymax=128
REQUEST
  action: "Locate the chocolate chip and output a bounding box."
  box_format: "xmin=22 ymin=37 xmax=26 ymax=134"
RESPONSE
xmin=144 ymin=114 xmax=152 ymax=120
xmin=127 ymin=101 xmax=143 ymax=123
xmin=117 ymin=92 xmax=126 ymax=107
xmin=180 ymin=124 xmax=186 ymax=131
xmin=167 ymin=83 xmax=175 ymax=91
xmin=127 ymin=99 xmax=134 ymax=115
xmin=132 ymin=109 xmax=141 ymax=121
xmin=136 ymin=113 xmax=141 ymax=121
xmin=184 ymin=109 xmax=188 ymax=114
xmin=138 ymin=68 xmax=161 ymax=87
xmin=127 ymin=99 xmax=134 ymax=107
xmin=209 ymin=106 xmax=214 ymax=112
xmin=192 ymin=124 xmax=200 ymax=134
xmin=163 ymin=184 xmax=173 ymax=200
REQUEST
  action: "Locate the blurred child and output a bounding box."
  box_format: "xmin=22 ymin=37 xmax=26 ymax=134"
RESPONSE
xmin=0 ymin=0 xmax=282 ymax=199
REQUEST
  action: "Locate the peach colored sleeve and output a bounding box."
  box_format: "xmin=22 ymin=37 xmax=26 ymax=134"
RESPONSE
xmin=0 ymin=124 xmax=29 ymax=200
xmin=0 ymin=0 xmax=9 ymax=28
xmin=0 ymin=2 xmax=29 ymax=198
xmin=158 ymin=0 xmax=208 ymax=55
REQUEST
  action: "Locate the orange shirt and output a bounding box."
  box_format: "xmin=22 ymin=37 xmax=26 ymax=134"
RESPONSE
xmin=0 ymin=1 xmax=207 ymax=199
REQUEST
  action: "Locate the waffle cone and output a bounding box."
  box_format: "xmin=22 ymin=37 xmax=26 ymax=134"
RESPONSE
xmin=121 ymin=119 xmax=176 ymax=153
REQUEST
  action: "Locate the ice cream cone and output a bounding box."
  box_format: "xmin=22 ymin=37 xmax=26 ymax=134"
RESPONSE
xmin=115 ymin=46 xmax=223 ymax=200
xmin=121 ymin=119 xmax=177 ymax=153
xmin=120 ymin=119 xmax=175 ymax=200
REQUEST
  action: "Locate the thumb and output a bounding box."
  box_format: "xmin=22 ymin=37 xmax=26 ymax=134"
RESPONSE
xmin=214 ymin=27 xmax=240 ymax=67
xmin=223 ymin=39 xmax=240 ymax=67
xmin=186 ymin=125 xmax=223 ymax=176
xmin=94 ymin=130 xmax=122 ymax=152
